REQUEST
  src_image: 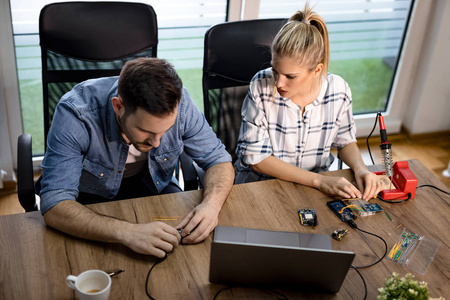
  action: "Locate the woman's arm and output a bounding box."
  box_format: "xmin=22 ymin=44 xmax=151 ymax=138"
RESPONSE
xmin=251 ymin=155 xmax=363 ymax=199
xmin=338 ymin=142 xmax=384 ymax=200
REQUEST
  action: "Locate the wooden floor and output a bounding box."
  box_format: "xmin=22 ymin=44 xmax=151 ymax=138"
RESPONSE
xmin=1 ymin=132 xmax=449 ymax=216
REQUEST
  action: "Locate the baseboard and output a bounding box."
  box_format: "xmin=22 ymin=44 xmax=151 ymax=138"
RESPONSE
xmin=356 ymin=132 xmax=406 ymax=146
xmin=401 ymin=127 xmax=450 ymax=140
xmin=0 ymin=180 xmax=17 ymax=196
xmin=357 ymin=129 xmax=450 ymax=146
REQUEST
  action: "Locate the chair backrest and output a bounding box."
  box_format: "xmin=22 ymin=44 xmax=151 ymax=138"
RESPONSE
xmin=39 ymin=2 xmax=158 ymax=146
xmin=202 ymin=19 xmax=286 ymax=161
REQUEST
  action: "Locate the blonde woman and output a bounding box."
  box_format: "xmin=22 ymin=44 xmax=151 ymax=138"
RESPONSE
xmin=235 ymin=3 xmax=383 ymax=200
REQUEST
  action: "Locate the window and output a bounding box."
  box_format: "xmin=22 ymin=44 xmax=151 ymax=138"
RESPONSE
xmin=11 ymin=0 xmax=227 ymax=155
xmin=258 ymin=0 xmax=414 ymax=115
xmin=4 ymin=0 xmax=423 ymax=164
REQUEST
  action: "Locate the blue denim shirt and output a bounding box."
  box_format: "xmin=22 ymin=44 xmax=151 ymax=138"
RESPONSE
xmin=36 ymin=76 xmax=231 ymax=214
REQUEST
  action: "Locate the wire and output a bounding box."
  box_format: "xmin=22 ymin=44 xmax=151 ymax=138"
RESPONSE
xmin=347 ymin=221 xmax=387 ymax=269
xmin=145 ymin=255 xmax=168 ymax=300
xmin=350 ymin=265 xmax=367 ymax=300
xmin=213 ymin=286 xmax=289 ymax=300
xmin=339 ymin=204 xmax=362 ymax=214
xmin=417 ymin=184 xmax=450 ymax=195
xmin=366 ymin=112 xmax=381 ymax=165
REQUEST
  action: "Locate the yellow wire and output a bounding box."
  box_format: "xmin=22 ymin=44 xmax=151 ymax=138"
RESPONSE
xmin=339 ymin=204 xmax=361 ymax=214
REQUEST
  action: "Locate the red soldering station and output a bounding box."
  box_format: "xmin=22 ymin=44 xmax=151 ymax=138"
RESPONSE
xmin=373 ymin=113 xmax=418 ymax=201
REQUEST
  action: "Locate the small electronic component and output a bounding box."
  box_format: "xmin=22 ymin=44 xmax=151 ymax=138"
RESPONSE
xmin=387 ymin=228 xmax=422 ymax=265
xmin=331 ymin=229 xmax=348 ymax=241
xmin=177 ymin=229 xmax=188 ymax=243
xmin=298 ymin=208 xmax=318 ymax=227
xmin=346 ymin=199 xmax=383 ymax=216
xmin=327 ymin=200 xmax=357 ymax=222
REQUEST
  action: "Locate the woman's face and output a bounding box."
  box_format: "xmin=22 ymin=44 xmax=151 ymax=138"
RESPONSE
xmin=271 ymin=56 xmax=321 ymax=102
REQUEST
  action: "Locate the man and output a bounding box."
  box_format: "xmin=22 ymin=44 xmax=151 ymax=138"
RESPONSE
xmin=35 ymin=58 xmax=234 ymax=258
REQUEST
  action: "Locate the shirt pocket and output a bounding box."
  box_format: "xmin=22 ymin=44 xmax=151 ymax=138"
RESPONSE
xmin=80 ymin=158 xmax=115 ymax=192
xmin=154 ymin=144 xmax=183 ymax=177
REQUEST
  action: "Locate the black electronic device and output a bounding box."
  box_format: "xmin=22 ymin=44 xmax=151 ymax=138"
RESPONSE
xmin=327 ymin=200 xmax=357 ymax=223
xmin=298 ymin=208 xmax=318 ymax=227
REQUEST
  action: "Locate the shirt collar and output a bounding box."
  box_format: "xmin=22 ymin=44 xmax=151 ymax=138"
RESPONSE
xmin=106 ymin=80 xmax=125 ymax=144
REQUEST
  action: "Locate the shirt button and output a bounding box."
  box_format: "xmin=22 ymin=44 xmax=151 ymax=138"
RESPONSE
xmin=163 ymin=158 xmax=168 ymax=162
xmin=100 ymin=173 xmax=104 ymax=177
xmin=156 ymin=181 xmax=160 ymax=185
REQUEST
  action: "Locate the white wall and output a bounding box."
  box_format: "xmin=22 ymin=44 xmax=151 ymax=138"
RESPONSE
xmin=0 ymin=0 xmax=22 ymax=183
xmin=402 ymin=0 xmax=450 ymax=134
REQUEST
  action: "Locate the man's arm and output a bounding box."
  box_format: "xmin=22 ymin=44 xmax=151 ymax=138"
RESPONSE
xmin=337 ymin=142 xmax=384 ymax=200
xmin=176 ymin=161 xmax=234 ymax=244
xmin=43 ymin=200 xmax=180 ymax=258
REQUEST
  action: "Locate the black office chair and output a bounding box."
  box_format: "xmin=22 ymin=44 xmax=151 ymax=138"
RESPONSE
xmin=17 ymin=134 xmax=38 ymax=212
xmin=203 ymin=19 xmax=344 ymax=169
xmin=40 ymin=1 xmax=158 ymax=142
xmin=17 ymin=2 xmax=198 ymax=212
xmin=202 ymin=19 xmax=287 ymax=162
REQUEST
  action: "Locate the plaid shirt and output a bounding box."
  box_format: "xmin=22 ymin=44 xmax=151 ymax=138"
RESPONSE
xmin=235 ymin=69 xmax=356 ymax=183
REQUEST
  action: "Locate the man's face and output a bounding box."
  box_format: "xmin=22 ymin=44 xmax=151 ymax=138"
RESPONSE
xmin=113 ymin=97 xmax=177 ymax=152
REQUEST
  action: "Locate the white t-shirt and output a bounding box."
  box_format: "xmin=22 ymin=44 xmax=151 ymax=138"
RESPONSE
xmin=123 ymin=144 xmax=148 ymax=178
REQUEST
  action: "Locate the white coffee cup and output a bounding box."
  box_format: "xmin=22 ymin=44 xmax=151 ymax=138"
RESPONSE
xmin=66 ymin=270 xmax=111 ymax=300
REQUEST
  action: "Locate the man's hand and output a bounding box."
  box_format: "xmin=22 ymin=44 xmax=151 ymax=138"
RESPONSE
xmin=120 ymin=221 xmax=180 ymax=258
xmin=43 ymin=200 xmax=180 ymax=258
xmin=354 ymin=168 xmax=385 ymax=200
xmin=175 ymin=161 xmax=234 ymax=244
xmin=175 ymin=202 xmax=221 ymax=244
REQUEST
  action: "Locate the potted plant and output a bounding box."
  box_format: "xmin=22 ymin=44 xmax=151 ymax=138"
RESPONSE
xmin=378 ymin=272 xmax=445 ymax=300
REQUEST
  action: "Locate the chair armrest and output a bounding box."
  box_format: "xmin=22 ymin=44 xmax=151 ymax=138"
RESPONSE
xmin=179 ymin=152 xmax=204 ymax=191
xmin=17 ymin=134 xmax=38 ymax=212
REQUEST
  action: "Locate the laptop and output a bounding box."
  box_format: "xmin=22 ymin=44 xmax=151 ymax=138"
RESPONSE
xmin=209 ymin=226 xmax=355 ymax=293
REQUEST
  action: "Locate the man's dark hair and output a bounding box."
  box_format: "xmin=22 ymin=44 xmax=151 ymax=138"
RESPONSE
xmin=118 ymin=57 xmax=182 ymax=116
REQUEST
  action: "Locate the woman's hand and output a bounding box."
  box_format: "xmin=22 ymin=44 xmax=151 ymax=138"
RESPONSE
xmin=354 ymin=168 xmax=385 ymax=200
xmin=314 ymin=174 xmax=362 ymax=199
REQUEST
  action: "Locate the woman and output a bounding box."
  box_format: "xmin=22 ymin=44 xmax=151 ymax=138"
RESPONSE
xmin=235 ymin=3 xmax=383 ymax=200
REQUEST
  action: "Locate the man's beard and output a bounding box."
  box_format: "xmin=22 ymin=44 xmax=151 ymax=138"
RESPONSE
xmin=116 ymin=114 xmax=152 ymax=153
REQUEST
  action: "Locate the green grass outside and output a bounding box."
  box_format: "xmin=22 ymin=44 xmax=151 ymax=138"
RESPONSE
xmin=19 ymin=57 xmax=392 ymax=154
xmin=329 ymin=58 xmax=393 ymax=113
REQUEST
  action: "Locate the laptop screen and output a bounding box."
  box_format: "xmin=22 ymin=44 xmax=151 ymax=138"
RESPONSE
xmin=214 ymin=225 xmax=332 ymax=249
xmin=209 ymin=226 xmax=355 ymax=293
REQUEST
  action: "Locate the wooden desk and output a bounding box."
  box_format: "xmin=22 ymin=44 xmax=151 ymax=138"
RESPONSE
xmin=1 ymin=159 xmax=449 ymax=299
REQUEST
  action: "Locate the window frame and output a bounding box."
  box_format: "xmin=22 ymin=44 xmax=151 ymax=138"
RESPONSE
xmin=0 ymin=0 xmax=434 ymax=174
xmin=0 ymin=0 xmax=23 ymax=179
xmin=241 ymin=0 xmax=428 ymax=138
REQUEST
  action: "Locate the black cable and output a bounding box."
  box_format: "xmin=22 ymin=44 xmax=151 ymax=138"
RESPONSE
xmin=377 ymin=183 xmax=450 ymax=203
xmin=417 ymin=184 xmax=450 ymax=195
xmin=347 ymin=222 xmax=388 ymax=269
xmin=213 ymin=286 xmax=233 ymax=299
xmin=377 ymin=192 xmax=412 ymax=204
xmin=366 ymin=112 xmax=381 ymax=165
xmin=213 ymin=286 xmax=288 ymax=300
xmin=145 ymin=255 xmax=168 ymax=300
xmin=350 ymin=265 xmax=367 ymax=300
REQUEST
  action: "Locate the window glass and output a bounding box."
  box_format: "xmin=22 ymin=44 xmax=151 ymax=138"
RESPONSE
xmin=258 ymin=0 xmax=414 ymax=114
xmin=11 ymin=0 xmax=226 ymax=155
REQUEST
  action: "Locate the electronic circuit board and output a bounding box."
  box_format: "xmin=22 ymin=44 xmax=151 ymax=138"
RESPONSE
xmin=298 ymin=208 xmax=318 ymax=227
